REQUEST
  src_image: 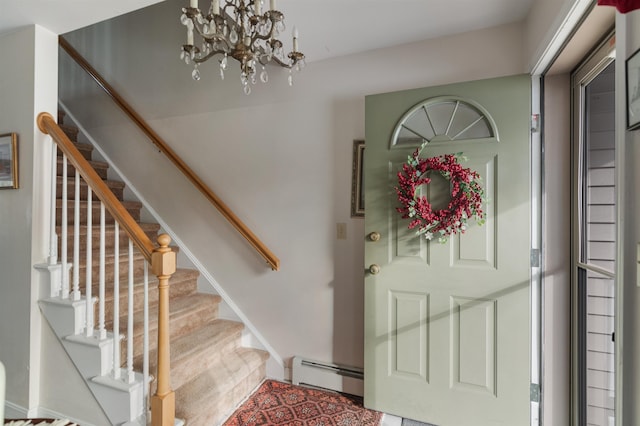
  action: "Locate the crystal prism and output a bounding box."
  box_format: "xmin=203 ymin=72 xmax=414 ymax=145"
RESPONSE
xmin=230 ymin=29 xmax=239 ymax=44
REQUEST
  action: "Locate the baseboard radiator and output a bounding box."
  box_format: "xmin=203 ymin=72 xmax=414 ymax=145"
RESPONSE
xmin=291 ymin=356 xmax=364 ymax=397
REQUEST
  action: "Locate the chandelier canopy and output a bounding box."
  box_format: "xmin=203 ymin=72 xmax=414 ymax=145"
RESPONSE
xmin=180 ymin=0 xmax=305 ymax=94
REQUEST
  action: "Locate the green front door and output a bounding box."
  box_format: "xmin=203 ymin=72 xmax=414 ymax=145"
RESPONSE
xmin=364 ymin=75 xmax=531 ymax=426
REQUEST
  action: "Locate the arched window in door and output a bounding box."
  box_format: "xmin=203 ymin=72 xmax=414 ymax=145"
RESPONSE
xmin=391 ymin=97 xmax=498 ymax=147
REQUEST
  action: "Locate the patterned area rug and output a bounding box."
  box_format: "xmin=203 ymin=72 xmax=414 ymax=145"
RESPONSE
xmin=223 ymin=380 xmax=383 ymax=426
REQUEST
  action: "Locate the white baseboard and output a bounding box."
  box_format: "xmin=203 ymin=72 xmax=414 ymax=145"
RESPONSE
xmin=4 ymin=401 xmax=31 ymax=419
xmin=38 ymin=407 xmax=100 ymax=426
xmin=4 ymin=402 xmax=101 ymax=426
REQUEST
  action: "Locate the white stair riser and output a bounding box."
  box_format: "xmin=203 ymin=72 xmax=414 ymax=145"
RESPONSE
xmin=39 ymin=298 xmax=86 ymax=337
xmin=40 ymin=295 xmax=145 ymax=424
xmin=63 ymin=335 xmax=114 ymax=378
xmin=90 ymin=374 xmax=144 ymax=425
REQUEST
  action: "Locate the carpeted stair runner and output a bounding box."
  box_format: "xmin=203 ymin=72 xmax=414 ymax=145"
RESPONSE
xmin=56 ymin=110 xmax=269 ymax=425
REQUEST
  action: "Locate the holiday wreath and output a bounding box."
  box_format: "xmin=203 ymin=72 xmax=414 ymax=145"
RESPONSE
xmin=395 ymin=142 xmax=485 ymax=243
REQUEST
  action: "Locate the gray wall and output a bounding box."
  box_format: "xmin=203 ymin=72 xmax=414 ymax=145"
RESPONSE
xmin=0 ymin=25 xmax=109 ymax=424
xmin=543 ymin=73 xmax=571 ymax=426
xmin=0 ymin=24 xmax=56 ymax=412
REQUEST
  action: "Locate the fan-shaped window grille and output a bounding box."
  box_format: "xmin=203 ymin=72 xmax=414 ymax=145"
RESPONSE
xmin=391 ymin=97 xmax=497 ymax=147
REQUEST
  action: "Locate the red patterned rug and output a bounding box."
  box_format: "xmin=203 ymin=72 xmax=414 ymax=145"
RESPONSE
xmin=223 ymin=380 xmax=383 ymax=426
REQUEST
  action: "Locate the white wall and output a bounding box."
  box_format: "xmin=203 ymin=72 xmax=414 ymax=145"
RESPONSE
xmin=60 ymin=0 xmax=526 ymax=374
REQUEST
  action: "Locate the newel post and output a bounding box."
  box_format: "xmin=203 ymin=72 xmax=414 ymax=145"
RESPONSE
xmin=150 ymin=234 xmax=176 ymax=426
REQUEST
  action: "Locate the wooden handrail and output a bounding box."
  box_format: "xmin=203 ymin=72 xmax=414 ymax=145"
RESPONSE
xmin=37 ymin=112 xmax=155 ymax=261
xmin=59 ymin=36 xmax=281 ymax=271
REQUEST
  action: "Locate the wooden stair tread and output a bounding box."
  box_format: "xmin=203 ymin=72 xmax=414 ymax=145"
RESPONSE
xmin=56 ymin=175 xmax=126 ymax=190
xmin=75 ymin=245 xmax=180 ymax=265
xmin=56 ymin=199 xmax=143 ymax=209
xmin=56 ymin=141 xmax=93 ymax=161
xmin=56 ymin=156 xmax=108 ymax=171
xmin=168 ymin=319 xmax=243 ymax=359
xmin=58 ymin=123 xmax=79 ymax=138
xmin=139 ymin=319 xmax=244 ymax=390
xmin=175 ymin=347 xmax=269 ymax=418
xmin=56 ymin=222 xmax=161 ymax=235
xmin=111 ymin=293 xmax=221 ymax=337
xmin=95 ymin=267 xmax=199 ymax=297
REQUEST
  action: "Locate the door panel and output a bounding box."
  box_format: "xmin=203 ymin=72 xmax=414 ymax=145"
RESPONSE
xmin=364 ymin=75 xmax=531 ymax=426
xmin=450 ymin=155 xmax=497 ymax=269
xmin=450 ymin=296 xmax=496 ymax=395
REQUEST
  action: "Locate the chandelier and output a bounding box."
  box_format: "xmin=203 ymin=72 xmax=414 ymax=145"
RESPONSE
xmin=180 ymin=0 xmax=305 ymax=95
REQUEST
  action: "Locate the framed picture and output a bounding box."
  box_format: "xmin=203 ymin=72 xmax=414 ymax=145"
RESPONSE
xmin=626 ymin=47 xmax=640 ymax=130
xmin=0 ymin=133 xmax=18 ymax=189
xmin=351 ymin=140 xmax=364 ymax=217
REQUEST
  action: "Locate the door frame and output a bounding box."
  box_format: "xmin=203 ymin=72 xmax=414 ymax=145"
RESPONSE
xmin=531 ymin=2 xmax=621 ymax=425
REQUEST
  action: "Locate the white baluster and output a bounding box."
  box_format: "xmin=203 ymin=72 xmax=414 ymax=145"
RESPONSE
xmin=127 ymin=239 xmax=135 ymax=383
xmin=61 ymin=156 xmax=69 ymax=299
xmin=143 ymin=262 xmax=150 ymax=407
xmin=113 ymin=222 xmax=121 ymax=379
xmin=72 ymin=171 xmax=81 ymax=301
xmin=85 ymin=189 xmax=94 ymax=338
xmin=98 ymin=202 xmax=107 ymax=340
xmin=49 ymin=142 xmax=58 ymax=266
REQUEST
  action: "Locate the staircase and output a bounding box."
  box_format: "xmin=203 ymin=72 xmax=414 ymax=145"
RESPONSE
xmin=42 ymin=111 xmax=269 ymax=426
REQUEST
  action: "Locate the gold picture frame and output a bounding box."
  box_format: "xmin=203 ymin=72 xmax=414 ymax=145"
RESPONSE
xmin=351 ymin=140 xmax=364 ymax=217
xmin=0 ymin=133 xmax=19 ymax=189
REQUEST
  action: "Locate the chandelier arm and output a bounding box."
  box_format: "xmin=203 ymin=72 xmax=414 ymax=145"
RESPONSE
xmin=270 ymin=55 xmax=293 ymax=69
xmin=194 ymin=48 xmax=229 ymax=63
xmin=200 ymin=33 xmax=233 ymax=51
xmin=222 ymin=2 xmax=237 ymax=17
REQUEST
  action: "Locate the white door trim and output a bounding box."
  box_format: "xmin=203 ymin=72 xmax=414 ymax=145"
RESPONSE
xmin=530 ymin=74 xmax=543 ymax=426
xmin=613 ymin=12 xmax=626 ymax=426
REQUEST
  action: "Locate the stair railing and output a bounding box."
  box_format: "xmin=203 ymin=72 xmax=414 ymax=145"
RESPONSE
xmin=37 ymin=112 xmax=175 ymax=426
xmin=59 ymin=36 xmax=280 ymax=271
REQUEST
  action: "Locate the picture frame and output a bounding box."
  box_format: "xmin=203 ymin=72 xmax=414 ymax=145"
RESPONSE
xmin=0 ymin=133 xmax=18 ymax=189
xmin=351 ymin=140 xmax=364 ymax=217
xmin=626 ymin=47 xmax=640 ymax=130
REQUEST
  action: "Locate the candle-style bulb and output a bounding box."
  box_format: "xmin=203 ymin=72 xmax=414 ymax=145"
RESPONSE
xmin=292 ymin=26 xmax=299 ymax=51
xmin=254 ymin=0 xmax=261 ymax=15
xmin=190 ymin=0 xmax=198 ymax=8
xmin=187 ymin=28 xmax=194 ymax=46
xmin=270 ymin=0 xmax=276 ymax=10
xmin=213 ymin=0 xmax=220 ymax=15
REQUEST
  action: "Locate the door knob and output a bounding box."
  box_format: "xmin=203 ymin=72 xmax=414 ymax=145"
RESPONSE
xmin=368 ymin=231 xmax=381 ymax=242
xmin=368 ymin=264 xmax=381 ymax=275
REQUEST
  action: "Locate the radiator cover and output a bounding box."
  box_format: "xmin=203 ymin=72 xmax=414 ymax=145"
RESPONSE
xmin=291 ymin=356 xmax=364 ymax=397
